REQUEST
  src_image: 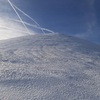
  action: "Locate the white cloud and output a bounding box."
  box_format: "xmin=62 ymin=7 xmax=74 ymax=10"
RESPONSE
xmin=76 ymin=0 xmax=97 ymax=40
xmin=0 ymin=0 xmax=54 ymax=40
xmin=0 ymin=17 xmax=35 ymax=40
xmin=0 ymin=0 xmax=35 ymax=40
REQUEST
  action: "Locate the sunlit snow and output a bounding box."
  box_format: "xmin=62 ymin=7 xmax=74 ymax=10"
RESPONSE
xmin=0 ymin=0 xmax=100 ymax=100
xmin=0 ymin=34 xmax=100 ymax=100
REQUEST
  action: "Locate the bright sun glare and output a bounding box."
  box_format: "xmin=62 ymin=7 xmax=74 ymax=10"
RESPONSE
xmin=0 ymin=0 xmax=54 ymax=40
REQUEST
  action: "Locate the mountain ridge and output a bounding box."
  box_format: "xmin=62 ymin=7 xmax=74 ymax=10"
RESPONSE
xmin=0 ymin=33 xmax=100 ymax=100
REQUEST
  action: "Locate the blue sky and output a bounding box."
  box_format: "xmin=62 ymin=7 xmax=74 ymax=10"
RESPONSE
xmin=0 ymin=0 xmax=100 ymax=44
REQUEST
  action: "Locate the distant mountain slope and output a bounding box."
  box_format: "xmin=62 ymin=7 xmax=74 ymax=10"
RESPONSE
xmin=0 ymin=34 xmax=100 ymax=100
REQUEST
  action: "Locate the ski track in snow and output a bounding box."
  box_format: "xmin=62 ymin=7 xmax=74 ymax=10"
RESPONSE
xmin=0 ymin=34 xmax=100 ymax=100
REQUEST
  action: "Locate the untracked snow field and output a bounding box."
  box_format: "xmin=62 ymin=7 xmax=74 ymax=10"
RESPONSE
xmin=0 ymin=34 xmax=100 ymax=100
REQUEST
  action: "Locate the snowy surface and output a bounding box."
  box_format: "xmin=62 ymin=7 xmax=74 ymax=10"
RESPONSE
xmin=0 ymin=34 xmax=100 ymax=100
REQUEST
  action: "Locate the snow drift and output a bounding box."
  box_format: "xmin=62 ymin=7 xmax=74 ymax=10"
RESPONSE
xmin=0 ymin=34 xmax=100 ymax=100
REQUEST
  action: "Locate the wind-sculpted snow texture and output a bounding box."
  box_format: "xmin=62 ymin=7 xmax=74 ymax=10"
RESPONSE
xmin=0 ymin=34 xmax=100 ymax=100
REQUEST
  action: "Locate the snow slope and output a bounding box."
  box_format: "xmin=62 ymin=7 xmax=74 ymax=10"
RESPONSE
xmin=0 ymin=34 xmax=100 ymax=100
